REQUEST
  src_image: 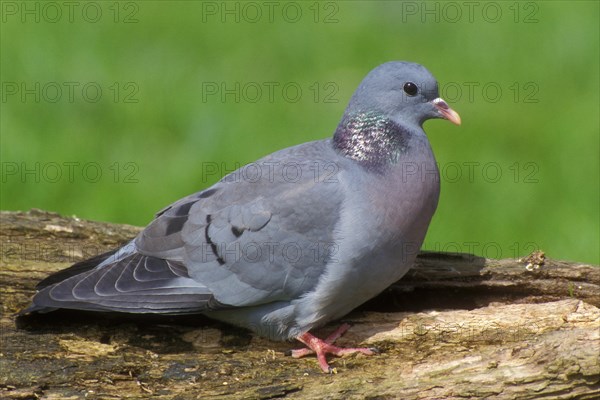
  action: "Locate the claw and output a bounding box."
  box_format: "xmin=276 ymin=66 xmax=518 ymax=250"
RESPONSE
xmin=291 ymin=324 xmax=377 ymax=373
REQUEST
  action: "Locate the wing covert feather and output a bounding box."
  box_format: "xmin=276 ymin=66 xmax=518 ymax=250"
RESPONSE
xmin=135 ymin=140 xmax=347 ymax=308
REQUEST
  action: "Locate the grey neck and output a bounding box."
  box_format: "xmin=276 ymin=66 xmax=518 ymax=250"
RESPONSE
xmin=332 ymin=111 xmax=414 ymax=172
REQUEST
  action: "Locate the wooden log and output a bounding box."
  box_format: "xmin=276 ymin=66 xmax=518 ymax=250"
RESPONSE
xmin=1 ymin=210 xmax=598 ymax=399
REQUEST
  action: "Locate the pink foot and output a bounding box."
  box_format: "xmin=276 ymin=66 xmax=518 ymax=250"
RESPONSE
xmin=289 ymin=323 xmax=378 ymax=373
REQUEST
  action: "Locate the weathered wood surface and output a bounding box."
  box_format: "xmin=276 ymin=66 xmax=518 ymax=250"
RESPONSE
xmin=1 ymin=210 xmax=598 ymax=399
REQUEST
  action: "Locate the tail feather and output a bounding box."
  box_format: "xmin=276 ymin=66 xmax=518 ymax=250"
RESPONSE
xmin=35 ymin=248 xmax=118 ymax=290
xmin=20 ymin=243 xmax=218 ymax=316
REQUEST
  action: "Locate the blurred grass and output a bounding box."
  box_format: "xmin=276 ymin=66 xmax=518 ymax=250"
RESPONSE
xmin=1 ymin=1 xmax=598 ymax=264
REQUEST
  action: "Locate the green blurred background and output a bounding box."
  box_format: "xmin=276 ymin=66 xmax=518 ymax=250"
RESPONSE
xmin=1 ymin=1 xmax=598 ymax=264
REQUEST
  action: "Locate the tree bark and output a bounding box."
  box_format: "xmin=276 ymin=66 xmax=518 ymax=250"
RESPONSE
xmin=1 ymin=210 xmax=598 ymax=399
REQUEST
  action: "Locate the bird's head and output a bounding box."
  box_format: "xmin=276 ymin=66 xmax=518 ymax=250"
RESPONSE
xmin=346 ymin=61 xmax=461 ymax=129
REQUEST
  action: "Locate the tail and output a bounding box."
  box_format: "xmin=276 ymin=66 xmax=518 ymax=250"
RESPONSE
xmin=19 ymin=241 xmax=215 ymax=315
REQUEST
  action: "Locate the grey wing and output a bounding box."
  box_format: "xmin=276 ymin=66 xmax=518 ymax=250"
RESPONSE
xmin=138 ymin=141 xmax=345 ymax=308
xmin=23 ymin=242 xmax=217 ymax=314
xmin=25 ymin=140 xmax=346 ymax=315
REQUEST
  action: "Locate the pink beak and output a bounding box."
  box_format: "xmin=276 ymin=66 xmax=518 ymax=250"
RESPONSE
xmin=432 ymin=98 xmax=461 ymax=125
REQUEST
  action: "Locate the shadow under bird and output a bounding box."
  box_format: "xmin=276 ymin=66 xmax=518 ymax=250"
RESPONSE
xmin=21 ymin=61 xmax=461 ymax=373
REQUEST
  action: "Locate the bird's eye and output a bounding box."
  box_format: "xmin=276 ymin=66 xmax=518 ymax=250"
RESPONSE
xmin=403 ymin=82 xmax=418 ymax=96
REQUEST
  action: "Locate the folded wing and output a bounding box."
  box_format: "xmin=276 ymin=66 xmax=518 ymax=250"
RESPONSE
xmin=25 ymin=140 xmax=345 ymax=315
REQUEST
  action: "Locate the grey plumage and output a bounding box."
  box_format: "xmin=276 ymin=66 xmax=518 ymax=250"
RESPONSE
xmin=22 ymin=61 xmax=460 ymax=346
